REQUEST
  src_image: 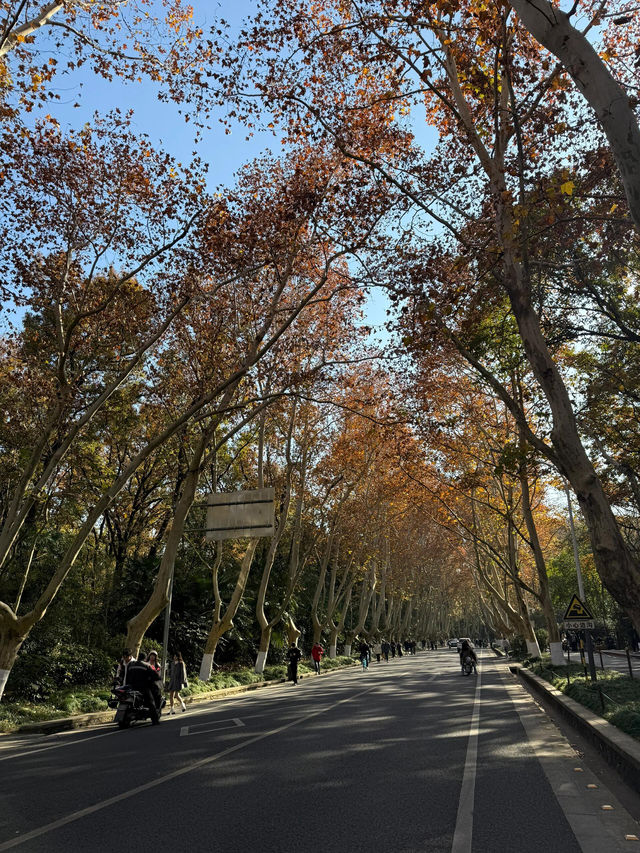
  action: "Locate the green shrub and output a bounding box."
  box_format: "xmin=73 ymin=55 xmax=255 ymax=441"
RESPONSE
xmin=263 ymin=665 xmax=287 ymax=680
xmin=607 ymin=707 xmax=640 ymax=740
xmin=535 ymin=628 xmax=549 ymax=653
xmin=6 ymin=644 xmax=115 ymax=701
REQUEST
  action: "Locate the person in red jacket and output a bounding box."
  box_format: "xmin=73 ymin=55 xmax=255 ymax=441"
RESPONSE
xmin=311 ymin=642 xmax=324 ymax=674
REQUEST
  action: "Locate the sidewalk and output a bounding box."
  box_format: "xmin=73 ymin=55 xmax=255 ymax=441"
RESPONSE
xmin=510 ymin=662 xmax=640 ymax=796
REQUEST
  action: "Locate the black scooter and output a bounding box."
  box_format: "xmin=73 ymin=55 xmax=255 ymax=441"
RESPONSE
xmin=108 ymin=684 xmax=163 ymax=728
xmin=461 ymin=654 xmax=476 ymax=676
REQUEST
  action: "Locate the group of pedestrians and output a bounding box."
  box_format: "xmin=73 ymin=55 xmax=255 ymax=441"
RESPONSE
xmin=116 ymin=649 xmax=189 ymax=718
xmin=357 ymin=639 xmax=419 ymax=669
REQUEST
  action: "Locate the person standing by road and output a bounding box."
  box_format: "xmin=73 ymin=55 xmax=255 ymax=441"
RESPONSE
xmin=287 ymin=642 xmax=302 ymax=685
xmin=147 ymin=650 xmax=161 ymax=675
xmin=168 ymin=652 xmax=188 ymax=713
xmin=311 ymin=642 xmax=324 ymax=674
xmin=373 ymin=640 xmax=382 ymax=663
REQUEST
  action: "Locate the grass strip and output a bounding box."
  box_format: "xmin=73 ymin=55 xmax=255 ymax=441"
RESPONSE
xmin=529 ymin=659 xmax=640 ymax=742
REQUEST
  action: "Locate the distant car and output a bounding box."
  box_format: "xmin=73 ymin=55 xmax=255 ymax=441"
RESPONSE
xmin=447 ymin=638 xmax=459 ymax=648
xmin=457 ymin=638 xmax=475 ymax=651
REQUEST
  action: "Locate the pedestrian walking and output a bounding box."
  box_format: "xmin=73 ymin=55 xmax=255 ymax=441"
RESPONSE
xmin=373 ymin=641 xmax=382 ymax=663
xmin=311 ymin=642 xmax=324 ymax=674
xmin=381 ymin=640 xmax=389 ymax=661
xmin=390 ymin=641 xmax=396 ymax=658
xmin=358 ymin=640 xmax=369 ymax=670
xmin=168 ymin=652 xmax=188 ymax=714
xmin=287 ymin=642 xmax=302 ymax=684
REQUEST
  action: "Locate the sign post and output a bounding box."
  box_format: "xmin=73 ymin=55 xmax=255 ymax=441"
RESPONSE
xmin=564 ymin=483 xmax=598 ymax=681
xmin=563 ymin=593 xmax=597 ymax=680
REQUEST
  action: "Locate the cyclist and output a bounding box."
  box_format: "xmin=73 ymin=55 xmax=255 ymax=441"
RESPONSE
xmin=459 ymin=639 xmax=478 ymax=674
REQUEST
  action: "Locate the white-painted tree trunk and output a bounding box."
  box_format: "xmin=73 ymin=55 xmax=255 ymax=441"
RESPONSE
xmin=549 ymin=642 xmax=565 ymax=666
xmin=254 ymin=649 xmax=268 ymax=675
xmin=526 ymin=639 xmax=541 ymax=658
xmin=0 ymin=668 xmax=9 ymax=701
xmin=199 ymin=653 xmax=215 ymax=682
xmin=344 ymin=643 xmax=352 ymax=657
xmin=329 ymin=644 xmax=337 ymax=659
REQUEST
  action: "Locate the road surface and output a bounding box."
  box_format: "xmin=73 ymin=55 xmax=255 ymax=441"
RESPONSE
xmin=1 ymin=650 xmax=639 ymax=852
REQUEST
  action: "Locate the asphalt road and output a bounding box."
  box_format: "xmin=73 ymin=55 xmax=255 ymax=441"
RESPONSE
xmin=1 ymin=650 xmax=639 ymax=853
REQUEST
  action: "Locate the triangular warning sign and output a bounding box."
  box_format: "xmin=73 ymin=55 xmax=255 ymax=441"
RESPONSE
xmin=563 ymin=594 xmax=594 ymax=620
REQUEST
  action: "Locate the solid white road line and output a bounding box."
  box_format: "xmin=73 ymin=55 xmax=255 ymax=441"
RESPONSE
xmin=450 ymin=663 xmax=482 ymax=853
xmin=0 ymin=682 xmax=380 ymax=851
xmin=0 ymin=728 xmax=118 ymax=763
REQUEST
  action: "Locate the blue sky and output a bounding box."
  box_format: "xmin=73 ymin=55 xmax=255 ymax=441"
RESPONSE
xmin=46 ymin=2 xmax=273 ymax=189
xmin=27 ymin=0 xmax=395 ymax=329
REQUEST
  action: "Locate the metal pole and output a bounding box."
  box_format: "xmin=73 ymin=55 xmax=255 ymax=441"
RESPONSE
xmin=161 ymin=571 xmax=174 ymax=685
xmin=565 ymin=482 xmax=597 ymax=681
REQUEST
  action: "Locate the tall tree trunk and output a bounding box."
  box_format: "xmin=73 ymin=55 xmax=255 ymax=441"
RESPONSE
xmin=0 ymin=604 xmax=28 ymax=700
xmin=254 ymin=409 xmax=294 ymax=675
xmin=199 ymin=543 xmax=224 ymax=681
xmin=509 ymin=0 xmax=640 ymax=230
xmin=517 ymin=431 xmax=562 ymax=661
xmin=125 ymin=431 xmax=209 ymax=654
xmin=504 ymin=258 xmax=640 ymax=630
xmin=200 ymin=539 xmax=259 ymax=666
xmin=440 ymin=33 xmax=640 ymax=631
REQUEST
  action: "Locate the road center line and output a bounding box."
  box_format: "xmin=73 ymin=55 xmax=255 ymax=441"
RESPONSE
xmin=450 ymin=662 xmax=482 ymax=853
xmin=0 ymin=682 xmax=380 ymax=851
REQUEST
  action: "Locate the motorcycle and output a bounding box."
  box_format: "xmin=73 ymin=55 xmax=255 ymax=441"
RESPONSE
xmin=461 ymin=654 xmax=476 ymax=676
xmin=108 ymin=684 xmax=163 ymax=728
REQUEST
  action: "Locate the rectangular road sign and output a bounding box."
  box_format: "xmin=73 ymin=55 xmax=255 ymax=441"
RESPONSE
xmin=205 ymin=488 xmax=275 ymax=540
xmin=564 ymin=619 xmax=595 ymax=630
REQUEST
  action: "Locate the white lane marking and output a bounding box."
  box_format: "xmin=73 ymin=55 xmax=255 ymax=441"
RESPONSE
xmin=451 ymin=666 xmax=482 ymax=853
xmin=0 ymin=728 xmax=117 ymax=763
xmin=179 ymin=718 xmax=245 ymax=737
xmin=0 ymin=682 xmax=380 ymax=851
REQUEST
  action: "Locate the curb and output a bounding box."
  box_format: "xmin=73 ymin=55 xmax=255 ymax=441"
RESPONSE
xmin=512 ymin=664 xmax=640 ymax=794
xmin=7 ymin=661 xmax=360 ymax=735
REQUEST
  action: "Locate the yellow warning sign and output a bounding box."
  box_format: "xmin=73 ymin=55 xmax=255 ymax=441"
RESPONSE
xmin=563 ymin=594 xmax=594 ymax=621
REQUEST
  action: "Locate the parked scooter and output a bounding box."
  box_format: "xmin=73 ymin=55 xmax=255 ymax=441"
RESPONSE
xmin=108 ymin=684 xmax=163 ymax=728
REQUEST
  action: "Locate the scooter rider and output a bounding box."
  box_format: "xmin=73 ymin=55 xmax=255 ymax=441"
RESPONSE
xmin=459 ymin=639 xmax=478 ymax=674
xmin=120 ymin=649 xmax=163 ymax=724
